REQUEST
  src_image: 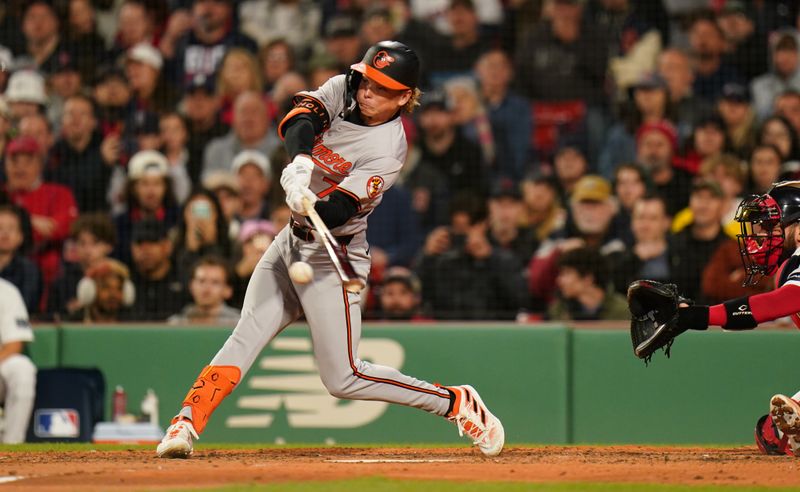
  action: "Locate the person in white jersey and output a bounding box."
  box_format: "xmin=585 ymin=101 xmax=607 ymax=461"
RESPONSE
xmin=157 ymin=41 xmax=505 ymax=458
xmin=0 ymin=278 xmax=36 ymax=443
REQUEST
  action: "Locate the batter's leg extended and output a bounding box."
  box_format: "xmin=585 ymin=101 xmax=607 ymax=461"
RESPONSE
xmin=296 ymin=237 xmax=504 ymax=455
xmin=157 ymin=232 xmax=302 ymax=458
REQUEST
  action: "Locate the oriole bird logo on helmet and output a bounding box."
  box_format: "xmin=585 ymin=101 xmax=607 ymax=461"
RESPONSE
xmin=372 ymin=51 xmax=395 ymax=69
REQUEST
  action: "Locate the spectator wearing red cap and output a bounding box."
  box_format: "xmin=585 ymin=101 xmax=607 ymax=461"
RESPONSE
xmin=4 ymin=136 xmax=78 ymax=293
xmin=634 ymin=119 xmax=692 ymax=216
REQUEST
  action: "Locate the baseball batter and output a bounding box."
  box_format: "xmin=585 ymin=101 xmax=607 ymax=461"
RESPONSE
xmin=0 ymin=278 xmax=36 ymax=444
xmin=157 ymin=41 xmax=504 ymax=458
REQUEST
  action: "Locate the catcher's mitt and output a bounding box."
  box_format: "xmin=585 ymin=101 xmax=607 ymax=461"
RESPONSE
xmin=627 ymin=280 xmax=691 ymax=363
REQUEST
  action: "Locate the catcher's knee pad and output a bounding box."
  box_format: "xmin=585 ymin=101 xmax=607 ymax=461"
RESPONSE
xmin=179 ymin=365 xmax=240 ymax=434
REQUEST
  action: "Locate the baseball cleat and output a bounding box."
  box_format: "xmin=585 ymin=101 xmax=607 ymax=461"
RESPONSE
xmin=445 ymin=385 xmax=505 ymax=457
xmin=769 ymin=394 xmax=800 ymax=457
xmin=156 ymin=419 xmax=198 ymax=459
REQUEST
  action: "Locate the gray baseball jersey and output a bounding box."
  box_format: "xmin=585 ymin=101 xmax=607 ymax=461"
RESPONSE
xmin=0 ymin=279 xmax=36 ymax=444
xmin=292 ymin=75 xmax=406 ymax=236
xmin=174 ymin=74 xmax=452 ymax=430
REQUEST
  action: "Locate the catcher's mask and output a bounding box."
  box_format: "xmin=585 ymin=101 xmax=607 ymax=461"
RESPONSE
xmin=735 ymin=193 xmax=784 ymax=286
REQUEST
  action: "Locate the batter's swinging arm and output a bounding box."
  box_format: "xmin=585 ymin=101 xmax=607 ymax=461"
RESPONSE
xmin=302 ymin=197 xmax=365 ymax=293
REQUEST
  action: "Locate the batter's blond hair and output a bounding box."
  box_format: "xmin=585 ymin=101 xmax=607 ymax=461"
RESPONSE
xmin=403 ymin=88 xmax=422 ymax=114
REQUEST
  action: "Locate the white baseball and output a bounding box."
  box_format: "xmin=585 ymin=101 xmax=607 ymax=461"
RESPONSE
xmin=289 ymin=261 xmax=313 ymax=284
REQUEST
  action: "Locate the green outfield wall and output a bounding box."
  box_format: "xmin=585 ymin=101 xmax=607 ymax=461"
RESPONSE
xmin=26 ymin=324 xmax=800 ymax=445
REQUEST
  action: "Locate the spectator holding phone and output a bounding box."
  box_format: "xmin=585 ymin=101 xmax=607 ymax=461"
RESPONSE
xmin=174 ymin=188 xmax=231 ymax=282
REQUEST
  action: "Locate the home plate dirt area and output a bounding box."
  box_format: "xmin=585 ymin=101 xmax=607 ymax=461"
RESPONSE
xmin=2 ymin=445 xmax=800 ymax=490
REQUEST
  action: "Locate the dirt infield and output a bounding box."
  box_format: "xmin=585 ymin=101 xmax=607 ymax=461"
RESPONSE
xmin=3 ymin=445 xmax=800 ymax=491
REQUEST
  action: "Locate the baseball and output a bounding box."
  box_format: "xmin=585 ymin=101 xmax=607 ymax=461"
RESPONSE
xmin=289 ymin=261 xmax=313 ymax=284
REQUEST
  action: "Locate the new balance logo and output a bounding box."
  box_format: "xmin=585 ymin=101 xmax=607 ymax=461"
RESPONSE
xmin=227 ymin=337 xmax=404 ymax=429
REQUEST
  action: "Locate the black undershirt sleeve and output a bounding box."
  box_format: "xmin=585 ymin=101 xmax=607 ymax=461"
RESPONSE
xmin=315 ymin=190 xmax=360 ymax=229
xmin=283 ymin=115 xmax=316 ymax=159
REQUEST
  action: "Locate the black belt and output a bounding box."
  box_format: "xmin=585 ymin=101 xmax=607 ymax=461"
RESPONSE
xmin=291 ymin=220 xmax=354 ymax=246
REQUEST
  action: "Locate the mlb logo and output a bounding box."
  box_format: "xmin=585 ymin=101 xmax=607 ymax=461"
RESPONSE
xmin=34 ymin=409 xmax=80 ymax=438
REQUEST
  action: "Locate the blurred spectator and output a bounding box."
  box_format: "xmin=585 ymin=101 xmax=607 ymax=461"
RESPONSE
xmin=112 ymin=150 xmax=179 ymax=266
xmin=528 ymin=175 xmax=625 ymax=311
xmin=231 ymin=219 xmax=274 ymax=308
xmin=748 ymin=143 xmax=783 ymax=194
xmin=160 ymin=0 xmax=257 ymax=85
xmin=610 ymin=194 xmax=671 ymax=294
xmin=216 ymin=48 xmax=263 ymax=126
xmin=612 ymin=163 xmax=649 ymax=247
xmin=48 ymin=213 xmax=115 ymax=320
xmin=677 ymin=113 xmax=728 ymax=175
xmin=129 ymin=218 xmax=187 ymax=321
xmin=306 ymin=52 xmax=340 ymax=95
xmin=445 ymin=77 xmax=493 ymax=168
xmin=66 ymin=0 xmax=107 ymax=80
xmin=426 ymin=0 xmax=486 ymax=83
xmin=131 ymin=111 xmax=163 ymax=151
xmin=406 ymin=91 xmax=486 ymax=229
xmin=599 ymin=72 xmax=673 ymax=178
xmin=203 ymin=172 xmax=241 ymax=240
xmin=111 ymin=0 xmax=156 ymax=60
xmin=4 ymin=136 xmax=78 ymax=290
xmin=45 ymin=52 xmax=84 ymax=133
xmin=360 ymin=7 xmax=396 ymax=48
xmin=126 ymin=43 xmax=178 ymax=114
xmin=72 ymin=258 xmax=135 ymax=322
xmin=238 ymin=0 xmax=320 ymax=55
xmin=515 ymin=0 xmax=608 ymax=105
xmin=322 ymin=15 xmax=364 ymax=70
xmin=635 ymin=120 xmax=691 ymax=215
xmin=169 ymin=255 xmax=239 ymax=325
xmin=474 ymin=49 xmax=531 ymax=181
xmin=202 ymin=91 xmax=280 ymax=179
xmin=0 ymin=205 xmax=41 ymax=313
xmin=758 ymin=114 xmax=800 ymax=164
xmin=417 ymin=195 xmax=526 ymax=320
xmin=590 ymin=0 xmax=665 ymax=93
xmin=231 ymin=150 xmax=272 ymax=222
xmin=774 ymin=90 xmax=800 ymax=136
xmin=687 ymin=12 xmax=743 ymax=102
xmin=18 ymin=114 xmax=55 ymax=165
xmin=0 ymin=100 xmax=10 ymax=158
xmin=182 ymin=75 xmax=226 ymax=183
xmin=0 ymin=278 xmax=36 ymax=444
xmin=657 ymin=48 xmax=713 ymax=136
xmin=92 ymin=66 xmax=134 ymax=135
xmin=19 ymin=1 xmax=71 ymax=73
xmin=371 ymin=266 xmax=424 ymax=321
xmin=366 ymin=185 xmax=422 ymax=270
xmin=717 ymin=83 xmax=757 ymax=159
xmin=259 ymin=39 xmax=295 ymax=92
xmin=487 ymin=179 xmax=537 ymax=268
xmin=4 ymin=70 xmax=47 ymax=122
xmin=673 ymin=154 xmax=746 ymax=239
xmin=751 ymin=31 xmax=800 ymax=120
xmin=549 ymin=246 xmax=629 ymax=321
xmin=0 ymin=46 xmax=11 ymax=93
xmin=174 ymin=188 xmax=232 ymax=282
xmin=520 ymin=175 xmax=567 ymax=243
xmin=668 ymin=179 xmax=729 ymax=302
xmin=159 ymin=112 xmax=192 ymax=204
xmin=49 ymin=95 xmax=115 ymax=212
xmin=718 ymin=1 xmax=768 ymax=82
xmin=553 ymin=144 xmax=588 ymax=203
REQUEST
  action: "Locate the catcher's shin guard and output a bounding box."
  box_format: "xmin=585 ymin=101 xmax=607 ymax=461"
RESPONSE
xmin=177 ymin=365 xmax=240 ymax=434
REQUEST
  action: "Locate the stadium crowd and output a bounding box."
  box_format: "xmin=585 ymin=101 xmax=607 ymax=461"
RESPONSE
xmin=0 ymin=0 xmax=799 ymax=323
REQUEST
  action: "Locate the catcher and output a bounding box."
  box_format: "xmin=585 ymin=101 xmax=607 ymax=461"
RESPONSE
xmin=628 ymin=180 xmax=800 ymax=456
